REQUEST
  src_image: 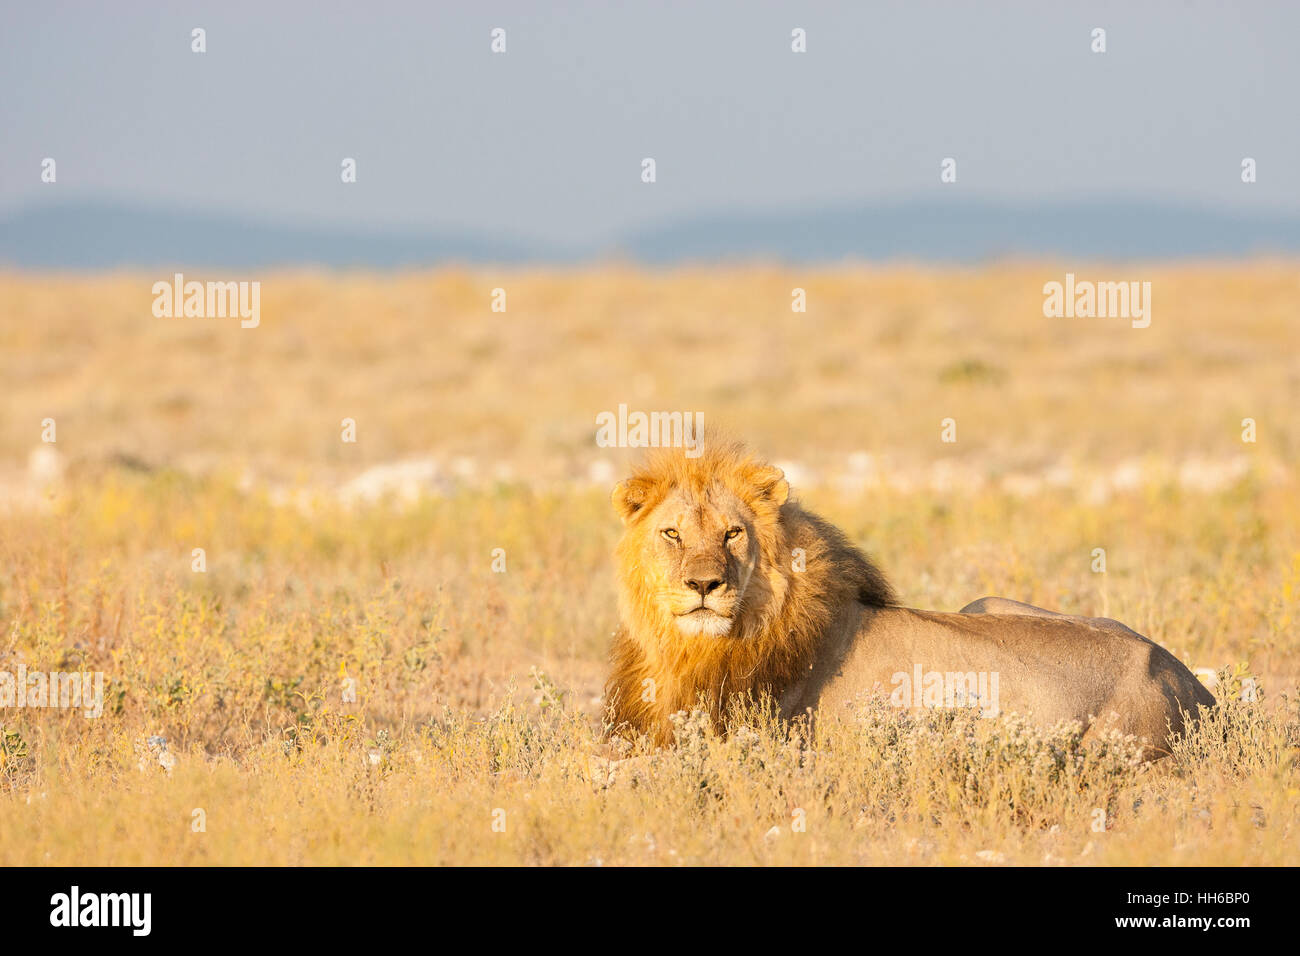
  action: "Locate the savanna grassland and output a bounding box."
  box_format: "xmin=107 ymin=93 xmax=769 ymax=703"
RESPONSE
xmin=0 ymin=265 xmax=1297 ymax=865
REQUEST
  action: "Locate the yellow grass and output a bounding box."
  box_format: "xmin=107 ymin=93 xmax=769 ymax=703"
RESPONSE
xmin=0 ymin=266 xmax=1296 ymax=865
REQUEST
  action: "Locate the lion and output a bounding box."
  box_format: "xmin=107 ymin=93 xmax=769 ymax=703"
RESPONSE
xmin=604 ymin=439 xmax=1215 ymax=759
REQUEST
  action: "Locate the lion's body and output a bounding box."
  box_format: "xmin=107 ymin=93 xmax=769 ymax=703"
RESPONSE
xmin=605 ymin=440 xmax=1214 ymax=758
xmin=781 ymin=605 xmax=1214 ymax=756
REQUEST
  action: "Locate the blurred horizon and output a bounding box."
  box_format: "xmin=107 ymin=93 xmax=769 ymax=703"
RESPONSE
xmin=5 ymin=196 xmax=1300 ymax=268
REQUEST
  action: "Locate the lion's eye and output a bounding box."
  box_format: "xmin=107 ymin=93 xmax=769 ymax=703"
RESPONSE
xmin=725 ymin=527 xmax=743 ymax=540
xmin=662 ymin=529 xmax=680 ymax=541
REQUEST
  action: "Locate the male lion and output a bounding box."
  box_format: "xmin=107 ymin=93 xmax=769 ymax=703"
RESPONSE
xmin=604 ymin=439 xmax=1214 ymax=759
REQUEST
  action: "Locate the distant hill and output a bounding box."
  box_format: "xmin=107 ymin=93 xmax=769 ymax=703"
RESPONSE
xmin=3 ymin=198 xmax=1299 ymax=269
xmin=619 ymin=199 xmax=1300 ymax=264
xmin=0 ymin=201 xmax=540 ymax=270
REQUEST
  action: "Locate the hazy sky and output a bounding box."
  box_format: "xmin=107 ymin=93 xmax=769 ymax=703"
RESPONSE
xmin=3 ymin=1 xmax=1297 ymax=244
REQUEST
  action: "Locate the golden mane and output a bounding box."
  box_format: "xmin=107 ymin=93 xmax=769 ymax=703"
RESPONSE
xmin=605 ymin=439 xmax=895 ymax=745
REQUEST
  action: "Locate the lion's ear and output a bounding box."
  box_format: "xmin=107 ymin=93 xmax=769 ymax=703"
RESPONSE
xmin=751 ymin=465 xmax=789 ymax=506
xmin=612 ymin=477 xmax=656 ymax=525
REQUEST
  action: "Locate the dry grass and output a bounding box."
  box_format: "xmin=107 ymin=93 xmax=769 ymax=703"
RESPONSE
xmin=0 ymin=265 xmax=1297 ymax=865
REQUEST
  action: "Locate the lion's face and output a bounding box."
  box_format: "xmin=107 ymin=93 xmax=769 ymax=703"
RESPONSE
xmin=612 ymin=451 xmax=789 ymax=640
xmin=638 ymin=484 xmax=761 ymax=637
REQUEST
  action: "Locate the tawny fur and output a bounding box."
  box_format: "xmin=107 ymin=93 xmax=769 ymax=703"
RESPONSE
xmin=605 ymin=439 xmax=893 ymax=745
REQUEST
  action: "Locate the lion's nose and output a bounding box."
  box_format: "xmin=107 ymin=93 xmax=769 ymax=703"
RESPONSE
xmin=685 ymin=576 xmax=724 ymax=596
